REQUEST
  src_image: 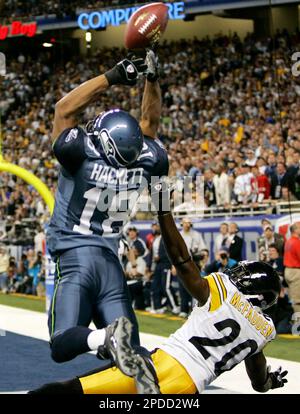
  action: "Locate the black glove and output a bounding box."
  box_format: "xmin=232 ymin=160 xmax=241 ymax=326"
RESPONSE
xmin=105 ymin=56 xmax=147 ymax=86
xmin=252 ymin=366 xmax=288 ymax=392
xmin=145 ymin=49 xmax=160 ymax=82
xmin=269 ymin=366 xmax=288 ymax=389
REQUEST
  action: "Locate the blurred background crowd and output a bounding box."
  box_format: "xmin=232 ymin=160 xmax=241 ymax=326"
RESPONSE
xmin=1 ymin=31 xmax=300 ymax=229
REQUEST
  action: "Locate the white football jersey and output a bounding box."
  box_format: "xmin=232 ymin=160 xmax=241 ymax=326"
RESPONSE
xmin=160 ymin=272 xmax=276 ymax=393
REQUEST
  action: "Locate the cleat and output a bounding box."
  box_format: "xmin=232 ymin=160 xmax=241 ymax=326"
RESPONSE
xmin=100 ymin=316 xmax=160 ymax=394
xmin=99 ymin=316 xmax=136 ymax=377
xmin=132 ymin=354 xmax=161 ymax=394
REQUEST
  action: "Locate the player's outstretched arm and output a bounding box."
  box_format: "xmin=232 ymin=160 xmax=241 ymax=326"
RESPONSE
xmin=52 ymin=56 xmax=147 ymax=141
xmin=245 ymin=351 xmax=288 ymax=392
xmin=158 ymin=212 xmax=209 ymax=306
xmin=140 ymin=50 xmax=161 ymax=139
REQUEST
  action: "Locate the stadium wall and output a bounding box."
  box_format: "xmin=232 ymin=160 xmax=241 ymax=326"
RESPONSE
xmin=73 ymin=15 xmax=254 ymax=53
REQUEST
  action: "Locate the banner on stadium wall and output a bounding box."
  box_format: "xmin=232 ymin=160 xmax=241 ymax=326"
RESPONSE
xmin=131 ymin=214 xmax=297 ymax=262
xmin=0 ymin=21 xmax=37 ymax=41
xmin=44 ymin=213 xmax=296 ymax=310
xmin=78 ymin=2 xmax=185 ymax=30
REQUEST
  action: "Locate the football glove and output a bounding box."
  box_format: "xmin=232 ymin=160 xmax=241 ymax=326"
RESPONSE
xmin=252 ymin=366 xmax=288 ymax=392
xmin=105 ymin=56 xmax=147 ymax=86
xmin=145 ymin=49 xmax=160 ymax=83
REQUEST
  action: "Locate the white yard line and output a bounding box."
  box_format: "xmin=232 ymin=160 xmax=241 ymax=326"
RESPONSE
xmin=0 ymin=305 xmax=299 ymax=394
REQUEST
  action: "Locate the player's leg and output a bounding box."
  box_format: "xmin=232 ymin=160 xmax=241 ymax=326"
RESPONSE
xmin=162 ymin=268 xmax=179 ymax=313
xmin=91 ymin=249 xmax=160 ymax=390
xmin=92 ymin=249 xmax=141 ymax=347
xmin=48 ymin=248 xmax=95 ymax=362
xmin=30 ymin=348 xmax=197 ymax=394
xmin=30 ymin=316 xmax=155 ymax=394
xmin=151 ymin=263 xmax=165 ymax=310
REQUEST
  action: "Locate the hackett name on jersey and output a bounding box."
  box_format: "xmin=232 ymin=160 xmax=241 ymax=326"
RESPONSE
xmin=90 ymin=162 xmax=144 ymax=187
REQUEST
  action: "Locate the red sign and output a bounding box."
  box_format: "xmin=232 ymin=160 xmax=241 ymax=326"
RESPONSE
xmin=0 ymin=21 xmax=37 ymax=41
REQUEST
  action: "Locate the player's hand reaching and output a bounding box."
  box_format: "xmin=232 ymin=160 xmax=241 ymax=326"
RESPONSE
xmin=105 ymin=55 xmax=147 ymax=86
xmin=145 ymin=48 xmax=160 ymax=82
xmin=268 ymin=366 xmax=288 ymax=390
xmin=252 ymin=366 xmax=288 ymax=392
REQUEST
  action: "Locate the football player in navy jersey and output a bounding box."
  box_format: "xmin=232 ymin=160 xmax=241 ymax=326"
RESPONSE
xmin=46 ymin=50 xmax=167 ymax=389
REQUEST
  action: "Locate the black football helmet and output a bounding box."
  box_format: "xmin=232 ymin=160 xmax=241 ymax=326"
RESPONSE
xmin=225 ymin=261 xmax=281 ymax=310
xmin=86 ymin=109 xmax=144 ymax=168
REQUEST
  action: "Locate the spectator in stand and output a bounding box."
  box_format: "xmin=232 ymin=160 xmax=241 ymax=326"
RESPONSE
xmin=180 ymin=217 xmax=207 ymax=255
xmin=213 ymin=164 xmax=231 ymax=208
xmin=233 ymin=164 xmax=252 ymax=205
xmin=34 ymin=224 xmax=45 ymax=255
xmin=270 ymin=162 xmax=289 ymax=199
xmin=245 ymin=149 xmax=257 ymax=167
xmin=126 ymin=226 xmax=148 ymax=258
xmin=226 ymin=159 xmax=237 ymax=177
xmin=265 ymin=153 xmax=278 ymax=177
xmin=284 ymin=222 xmax=300 ymax=319
xmin=203 ymin=169 xmax=216 ymax=207
xmin=193 ymin=249 xmax=210 ymax=277
xmin=258 ymin=224 xmax=285 ymax=261
xmin=214 ymin=222 xmax=229 ymax=257
xmin=228 ymin=222 xmax=244 ymax=262
xmin=205 ymin=246 xmax=237 ymax=274
xmin=277 ymin=186 xmax=299 ymax=204
xmin=250 ymin=165 xmax=271 ymax=203
xmin=149 ymin=228 xmax=179 ymax=315
xmin=145 ymin=221 xmax=160 ymax=250
xmin=6 ymin=256 xmax=17 ymax=293
xmin=125 ymin=247 xmax=146 ymax=311
xmin=178 ymin=218 xmax=207 ymax=317
xmin=268 ymin=244 xmax=284 ymax=276
xmin=0 ymin=245 xmax=9 ymax=293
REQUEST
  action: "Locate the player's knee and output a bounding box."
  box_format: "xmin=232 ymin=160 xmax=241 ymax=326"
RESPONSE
xmin=50 ymin=333 xmax=69 ymax=363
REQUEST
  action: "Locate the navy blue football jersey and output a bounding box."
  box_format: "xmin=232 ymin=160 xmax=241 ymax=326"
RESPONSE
xmin=47 ymin=126 xmax=169 ymax=258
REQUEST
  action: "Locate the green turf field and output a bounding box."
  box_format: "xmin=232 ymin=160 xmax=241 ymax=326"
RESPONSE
xmin=1 ymin=293 xmax=299 ymax=363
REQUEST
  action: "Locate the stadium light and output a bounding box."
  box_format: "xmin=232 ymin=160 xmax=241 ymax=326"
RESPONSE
xmin=85 ymin=31 xmax=92 ymax=43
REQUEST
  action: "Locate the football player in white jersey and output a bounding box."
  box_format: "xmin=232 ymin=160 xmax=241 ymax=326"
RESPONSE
xmin=30 ymin=212 xmax=288 ymax=394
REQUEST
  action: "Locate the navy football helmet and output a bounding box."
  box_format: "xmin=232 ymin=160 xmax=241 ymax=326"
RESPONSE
xmin=226 ymin=261 xmax=281 ymax=310
xmin=86 ymin=109 xmax=144 ymax=168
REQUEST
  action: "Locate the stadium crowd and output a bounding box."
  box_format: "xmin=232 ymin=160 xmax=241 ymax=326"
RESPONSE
xmin=0 ymin=31 xmax=300 ymax=331
xmin=1 ymin=31 xmax=300 ymax=226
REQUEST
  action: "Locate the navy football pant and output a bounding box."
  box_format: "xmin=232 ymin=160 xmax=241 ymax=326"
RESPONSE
xmin=48 ymin=246 xmax=141 ymax=363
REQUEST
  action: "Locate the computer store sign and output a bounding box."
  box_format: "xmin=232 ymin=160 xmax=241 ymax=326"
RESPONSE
xmin=78 ymin=2 xmax=185 ymax=30
xmin=0 ymin=21 xmax=37 ymax=41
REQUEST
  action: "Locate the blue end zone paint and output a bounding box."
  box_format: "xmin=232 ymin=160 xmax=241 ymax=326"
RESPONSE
xmin=0 ymin=331 xmax=227 ymax=393
xmin=0 ymin=332 xmax=102 ymax=392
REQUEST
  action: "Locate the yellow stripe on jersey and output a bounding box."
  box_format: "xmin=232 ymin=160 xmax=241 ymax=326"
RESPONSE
xmin=215 ymin=273 xmax=228 ymax=301
xmin=205 ymin=275 xmax=222 ymax=312
xmin=79 ymin=349 xmax=196 ymax=394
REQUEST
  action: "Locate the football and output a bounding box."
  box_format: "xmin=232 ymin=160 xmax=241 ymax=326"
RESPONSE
xmin=124 ymin=2 xmax=169 ymax=49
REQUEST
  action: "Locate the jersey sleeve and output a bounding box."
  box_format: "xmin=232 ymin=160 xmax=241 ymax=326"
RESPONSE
xmin=204 ymin=273 xmax=228 ymax=312
xmin=152 ymin=139 xmax=169 ymax=177
xmin=52 ymin=126 xmax=87 ymax=174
